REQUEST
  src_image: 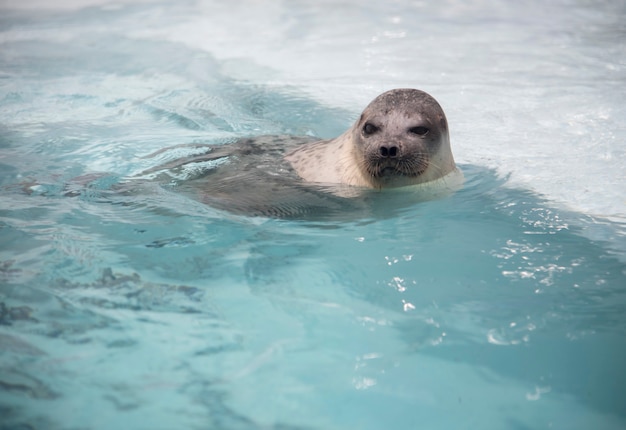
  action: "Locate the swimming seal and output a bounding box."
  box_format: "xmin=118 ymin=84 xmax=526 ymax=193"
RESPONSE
xmin=137 ymin=88 xmax=460 ymax=218
xmin=285 ymin=88 xmax=457 ymax=188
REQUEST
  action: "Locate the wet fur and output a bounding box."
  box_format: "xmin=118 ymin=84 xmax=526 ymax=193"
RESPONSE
xmin=285 ymin=88 xmax=456 ymax=189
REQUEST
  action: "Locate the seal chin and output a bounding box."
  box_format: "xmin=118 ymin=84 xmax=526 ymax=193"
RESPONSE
xmin=380 ymin=166 xmax=400 ymax=176
xmin=372 ymin=165 xmax=410 ymax=178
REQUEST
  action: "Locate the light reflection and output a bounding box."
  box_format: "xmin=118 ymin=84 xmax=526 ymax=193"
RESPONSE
xmin=358 ymin=316 xmax=392 ymax=328
xmin=353 ymin=377 xmax=377 ymax=390
xmin=487 ymin=328 xmax=526 ymax=346
xmin=424 ymin=317 xmax=440 ymax=328
xmin=384 ymin=255 xmax=399 ymax=266
xmin=521 ymin=207 xmax=569 ymax=234
xmin=430 ymin=332 xmax=446 ymax=346
xmin=362 ymin=352 xmax=382 ymax=360
xmin=389 ymin=276 xmax=406 ymax=292
xmin=526 ymin=385 xmax=551 ymax=401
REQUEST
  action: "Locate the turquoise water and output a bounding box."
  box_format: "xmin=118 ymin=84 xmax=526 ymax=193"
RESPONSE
xmin=1 ymin=1 xmax=626 ymax=429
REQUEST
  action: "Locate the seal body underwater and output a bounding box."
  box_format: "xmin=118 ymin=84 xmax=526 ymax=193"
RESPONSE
xmin=141 ymin=88 xmax=461 ymax=218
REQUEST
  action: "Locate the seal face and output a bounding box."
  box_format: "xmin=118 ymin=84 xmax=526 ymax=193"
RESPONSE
xmin=285 ymin=88 xmax=456 ymax=189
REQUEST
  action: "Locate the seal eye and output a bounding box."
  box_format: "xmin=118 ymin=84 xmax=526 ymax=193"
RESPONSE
xmin=409 ymin=126 xmax=429 ymax=136
xmin=363 ymin=122 xmax=379 ymax=135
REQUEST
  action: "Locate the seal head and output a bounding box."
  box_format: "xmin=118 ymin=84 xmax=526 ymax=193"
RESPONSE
xmin=285 ymin=88 xmax=456 ymax=188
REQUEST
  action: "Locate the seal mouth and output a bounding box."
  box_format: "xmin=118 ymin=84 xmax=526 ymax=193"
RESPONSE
xmin=364 ymin=154 xmax=429 ymax=179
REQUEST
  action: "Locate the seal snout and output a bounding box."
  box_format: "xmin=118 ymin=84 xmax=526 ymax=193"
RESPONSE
xmin=379 ymin=144 xmax=399 ymax=158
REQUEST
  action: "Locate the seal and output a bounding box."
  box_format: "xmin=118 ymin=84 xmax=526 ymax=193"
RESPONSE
xmin=22 ymin=89 xmax=460 ymax=218
xmin=134 ymin=88 xmax=461 ymax=218
xmin=285 ymin=88 xmax=457 ymax=189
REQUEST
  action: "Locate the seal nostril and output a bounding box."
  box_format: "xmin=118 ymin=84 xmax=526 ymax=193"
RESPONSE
xmin=380 ymin=146 xmax=398 ymax=158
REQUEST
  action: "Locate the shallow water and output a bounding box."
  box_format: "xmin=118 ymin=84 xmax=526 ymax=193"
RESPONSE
xmin=1 ymin=1 xmax=626 ymax=429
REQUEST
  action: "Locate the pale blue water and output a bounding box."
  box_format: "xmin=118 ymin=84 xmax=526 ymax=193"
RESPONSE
xmin=1 ymin=1 xmax=626 ymax=429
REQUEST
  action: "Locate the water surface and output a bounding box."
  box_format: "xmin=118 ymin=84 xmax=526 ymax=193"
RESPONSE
xmin=1 ymin=1 xmax=625 ymax=429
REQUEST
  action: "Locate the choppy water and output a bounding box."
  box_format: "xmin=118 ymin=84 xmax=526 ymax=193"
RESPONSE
xmin=1 ymin=1 xmax=625 ymax=429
